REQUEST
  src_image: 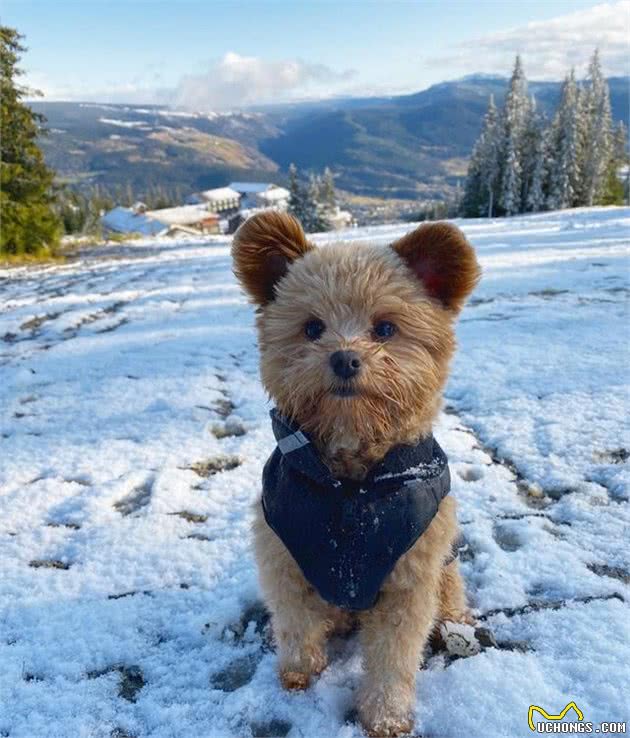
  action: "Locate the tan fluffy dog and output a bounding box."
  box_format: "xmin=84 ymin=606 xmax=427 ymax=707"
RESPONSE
xmin=232 ymin=211 xmax=480 ymax=736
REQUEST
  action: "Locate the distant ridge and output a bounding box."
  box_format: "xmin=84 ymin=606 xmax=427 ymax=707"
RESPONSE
xmin=32 ymin=75 xmax=628 ymax=201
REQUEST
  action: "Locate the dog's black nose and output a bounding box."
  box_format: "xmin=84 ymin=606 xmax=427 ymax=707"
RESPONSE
xmin=330 ymin=350 xmax=362 ymax=380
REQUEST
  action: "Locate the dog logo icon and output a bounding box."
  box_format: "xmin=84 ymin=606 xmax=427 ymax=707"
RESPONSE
xmin=528 ymin=701 xmax=584 ymax=731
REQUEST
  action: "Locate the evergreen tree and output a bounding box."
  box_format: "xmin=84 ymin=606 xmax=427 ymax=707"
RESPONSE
xmin=461 ymin=95 xmax=501 ymax=217
xmin=501 ymin=138 xmax=521 ymax=216
xmin=478 ymin=95 xmax=502 ymax=217
xmin=612 ymin=121 xmax=629 ymax=165
xmin=547 ymin=70 xmax=582 ymax=210
xmin=526 ymin=125 xmax=550 ymax=212
xmin=305 ymin=173 xmax=331 ymax=232
xmin=499 ymin=56 xmax=531 ymax=216
xmin=287 ymin=163 xmax=308 ymax=223
xmin=287 ymin=164 xmax=330 ymax=232
xmin=600 ymin=121 xmax=629 ymax=205
xmin=520 ymin=96 xmax=544 ymax=212
xmin=581 ymin=49 xmax=613 ymax=206
xmin=461 ymin=148 xmax=484 ymax=217
xmin=1 ymin=26 xmax=61 ymax=256
xmin=319 ymin=167 xmax=337 ymax=208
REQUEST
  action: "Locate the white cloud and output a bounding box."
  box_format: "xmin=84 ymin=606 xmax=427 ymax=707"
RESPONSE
xmin=30 ymin=52 xmax=357 ymax=109
xmin=169 ymin=52 xmax=357 ymax=110
xmin=427 ymin=1 xmax=630 ymax=79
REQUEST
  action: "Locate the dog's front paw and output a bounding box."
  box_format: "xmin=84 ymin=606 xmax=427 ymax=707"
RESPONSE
xmin=358 ymin=692 xmax=414 ymax=737
xmin=280 ymin=670 xmax=310 ymax=690
xmin=278 ymin=644 xmax=327 ymax=690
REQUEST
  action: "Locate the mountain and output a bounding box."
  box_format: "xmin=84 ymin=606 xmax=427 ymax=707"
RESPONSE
xmin=258 ymin=75 xmax=629 ymax=199
xmin=34 ymin=102 xmax=281 ymax=194
xmin=32 ymin=75 xmax=629 ymax=201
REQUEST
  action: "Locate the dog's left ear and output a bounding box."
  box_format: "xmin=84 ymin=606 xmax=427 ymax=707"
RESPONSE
xmin=391 ymin=222 xmax=480 ymax=313
xmin=232 ymin=211 xmax=313 ymax=306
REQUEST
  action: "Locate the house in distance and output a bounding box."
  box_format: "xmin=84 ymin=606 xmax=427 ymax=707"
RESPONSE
xmin=229 ymin=182 xmax=290 ymax=210
xmin=185 ymin=186 xmax=241 ymax=216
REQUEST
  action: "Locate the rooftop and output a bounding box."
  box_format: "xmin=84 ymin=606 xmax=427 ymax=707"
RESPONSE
xmin=229 ymin=182 xmax=273 ymax=194
xmin=145 ymin=204 xmax=219 ymax=226
xmin=200 ymin=186 xmax=241 ymax=202
xmin=258 ymin=186 xmax=290 ymax=202
xmin=101 ymin=206 xmax=168 ymax=236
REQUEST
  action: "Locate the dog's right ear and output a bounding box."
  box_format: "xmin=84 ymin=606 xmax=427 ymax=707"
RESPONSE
xmin=232 ymin=211 xmax=313 ymax=306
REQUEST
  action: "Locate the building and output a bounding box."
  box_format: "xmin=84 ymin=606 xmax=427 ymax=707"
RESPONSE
xmin=101 ymin=206 xmax=169 ymax=237
xmin=186 ymin=186 xmax=241 ymax=215
xmin=229 ymin=182 xmax=290 ymax=211
xmin=325 ymin=206 xmax=354 ymax=230
xmin=257 ymin=186 xmax=291 ymax=210
xmin=144 ymin=204 xmax=221 ymax=234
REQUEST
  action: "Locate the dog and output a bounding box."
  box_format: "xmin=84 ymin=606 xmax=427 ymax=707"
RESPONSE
xmin=232 ymin=211 xmax=480 ymax=736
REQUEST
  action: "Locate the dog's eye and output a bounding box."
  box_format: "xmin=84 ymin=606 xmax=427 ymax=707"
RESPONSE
xmin=373 ymin=320 xmax=397 ymax=340
xmin=304 ymin=318 xmax=325 ymax=341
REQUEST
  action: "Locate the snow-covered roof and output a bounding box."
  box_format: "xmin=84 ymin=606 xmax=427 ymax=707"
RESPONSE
xmin=258 ymin=186 xmax=290 ymax=202
xmin=200 ymin=187 xmax=241 ymax=202
xmin=144 ymin=204 xmax=218 ymax=226
xmin=101 ymin=206 xmax=168 ymax=236
xmin=229 ymin=182 xmax=273 ymax=194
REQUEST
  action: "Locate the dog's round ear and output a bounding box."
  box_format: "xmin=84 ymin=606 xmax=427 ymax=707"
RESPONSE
xmin=232 ymin=211 xmax=313 ymax=305
xmin=391 ymin=222 xmax=481 ymax=313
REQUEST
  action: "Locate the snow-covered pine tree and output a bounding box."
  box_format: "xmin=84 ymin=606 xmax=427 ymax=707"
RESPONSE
xmin=461 ymin=143 xmax=483 ymax=217
xmin=319 ymin=167 xmax=337 ymax=208
xmin=526 ymin=123 xmax=550 ymax=213
xmin=478 ymin=95 xmax=502 ymax=217
xmin=574 ymin=83 xmax=589 ymax=204
xmin=499 ymin=56 xmax=531 ymax=216
xmin=287 ymin=164 xmax=330 ymax=232
xmin=461 ymin=95 xmax=501 ymax=217
xmin=287 ymin=163 xmax=308 ymax=224
xmin=600 ymin=120 xmax=629 ymax=205
xmin=581 ymin=49 xmax=613 ymax=206
xmin=612 ymin=121 xmax=628 ymax=164
xmin=306 ymin=173 xmax=331 ymax=232
xmin=546 ymin=70 xmax=581 ymax=210
xmin=501 ymin=137 xmax=521 ymax=216
xmin=520 ymin=96 xmax=545 ymax=212
xmin=612 ymin=121 xmax=630 ymax=204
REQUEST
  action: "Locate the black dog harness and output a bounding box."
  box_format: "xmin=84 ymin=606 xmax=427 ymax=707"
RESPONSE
xmin=262 ymin=409 xmax=453 ymax=611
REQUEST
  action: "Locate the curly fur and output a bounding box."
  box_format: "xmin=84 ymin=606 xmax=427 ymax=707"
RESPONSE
xmin=233 ymin=211 xmax=480 ymax=735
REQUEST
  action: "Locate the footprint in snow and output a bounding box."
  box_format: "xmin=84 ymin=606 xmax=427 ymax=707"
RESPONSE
xmin=29 ymin=559 xmax=71 ymax=570
xmin=186 ymin=455 xmax=241 ymax=478
xmin=168 ymin=511 xmax=208 ymax=523
xmin=214 ymin=397 xmax=236 ymax=418
xmin=210 ymin=653 xmax=261 ymax=692
xmin=587 ymin=563 xmax=630 ymax=585
xmin=113 ymin=477 xmax=154 ymax=516
xmin=211 ymin=417 xmax=246 ymax=439
xmin=492 ymin=522 xmax=524 ymax=552
xmin=87 ymin=665 xmax=145 ymax=703
xmin=220 ymin=600 xmax=272 ymax=649
xmin=250 ymin=719 xmax=292 ymax=737
xmin=457 ymin=465 xmax=485 ymax=482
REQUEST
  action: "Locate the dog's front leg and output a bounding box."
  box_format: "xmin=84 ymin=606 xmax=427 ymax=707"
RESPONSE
xmin=271 ymin=583 xmax=331 ymax=690
xmin=253 ymin=509 xmax=330 ymax=690
xmin=358 ymin=583 xmax=439 ymax=736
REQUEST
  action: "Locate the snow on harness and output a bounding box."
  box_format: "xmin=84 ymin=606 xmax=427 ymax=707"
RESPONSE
xmin=261 ymin=409 xmax=454 ymax=611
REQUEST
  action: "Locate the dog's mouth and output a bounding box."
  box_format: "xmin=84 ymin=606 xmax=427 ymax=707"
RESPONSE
xmin=332 ymin=384 xmax=359 ymax=398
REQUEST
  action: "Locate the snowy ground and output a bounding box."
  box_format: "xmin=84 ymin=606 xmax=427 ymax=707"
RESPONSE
xmin=1 ymin=207 xmax=629 ymax=738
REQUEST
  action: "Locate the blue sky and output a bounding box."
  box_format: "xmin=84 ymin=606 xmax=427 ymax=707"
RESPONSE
xmin=3 ymin=0 xmax=628 ymax=108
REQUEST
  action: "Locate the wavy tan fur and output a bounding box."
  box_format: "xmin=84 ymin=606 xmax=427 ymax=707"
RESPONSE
xmin=234 ymin=212 xmax=480 ymax=736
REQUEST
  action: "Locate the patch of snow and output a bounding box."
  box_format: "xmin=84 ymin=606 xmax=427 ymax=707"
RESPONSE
xmin=0 ymin=207 xmax=628 ymax=737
